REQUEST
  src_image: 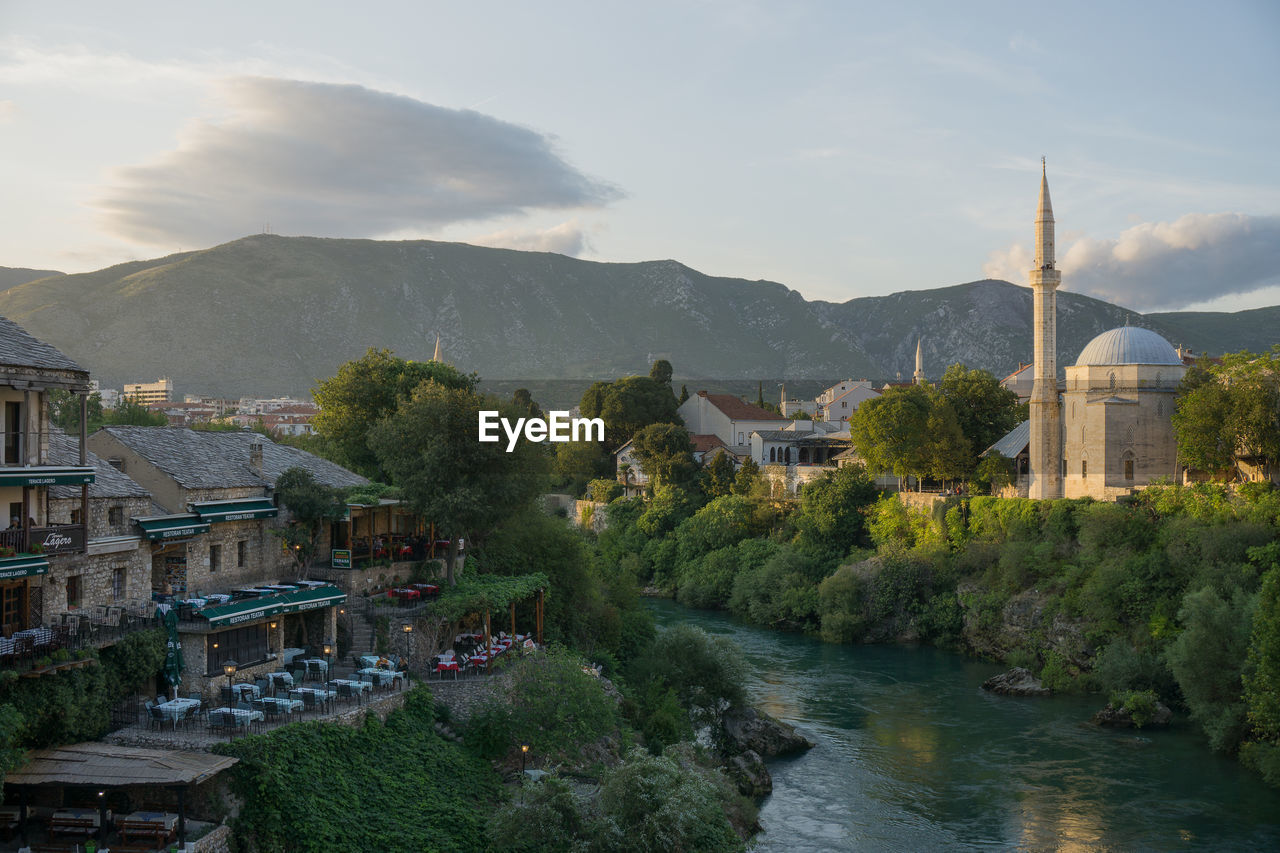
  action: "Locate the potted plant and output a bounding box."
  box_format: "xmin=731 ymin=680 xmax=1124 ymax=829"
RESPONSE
xmin=28 ymin=543 xmax=43 ymax=554
xmin=0 ymin=546 xmax=14 ymax=558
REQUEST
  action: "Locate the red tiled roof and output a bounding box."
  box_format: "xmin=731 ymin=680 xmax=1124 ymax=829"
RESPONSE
xmin=697 ymin=392 xmax=787 ymax=421
xmin=690 ymin=433 xmax=727 ymax=453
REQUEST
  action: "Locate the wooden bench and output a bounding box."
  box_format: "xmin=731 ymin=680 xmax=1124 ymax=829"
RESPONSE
xmin=48 ymin=816 xmax=96 ymax=839
xmin=118 ymin=817 xmax=173 ymax=847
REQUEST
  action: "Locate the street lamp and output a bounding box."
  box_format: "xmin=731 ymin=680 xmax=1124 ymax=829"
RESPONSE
xmin=401 ymin=623 xmax=413 ymax=680
xmin=323 ymin=641 xmax=333 ymax=678
xmin=223 ymin=660 xmax=238 ymax=700
xmin=520 ymin=742 xmax=529 ymax=774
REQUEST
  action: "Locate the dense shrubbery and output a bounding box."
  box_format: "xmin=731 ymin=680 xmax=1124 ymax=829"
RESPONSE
xmin=217 ymin=688 xmax=499 ymax=852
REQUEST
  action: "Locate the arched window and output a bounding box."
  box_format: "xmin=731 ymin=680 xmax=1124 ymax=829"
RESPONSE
xmin=1081 ymin=459 xmax=1087 ymax=478
xmin=1109 ymin=372 xmax=1117 ymax=391
xmin=1125 ymin=424 xmax=1136 ymax=446
xmin=1157 ymin=400 xmax=1165 ymax=417
xmin=769 ymin=447 xmax=776 ymax=463
xmin=1125 ymin=458 xmax=1135 ymax=481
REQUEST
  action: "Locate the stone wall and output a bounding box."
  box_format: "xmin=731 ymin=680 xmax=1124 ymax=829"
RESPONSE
xmin=306 ymin=559 xmax=433 ymax=595
xmin=40 ymin=541 xmax=152 ymax=620
xmin=571 ymin=500 xmax=609 ymax=532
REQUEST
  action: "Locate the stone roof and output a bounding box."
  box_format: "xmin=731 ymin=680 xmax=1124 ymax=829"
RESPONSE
xmin=97 ymin=427 xmax=368 ymax=490
xmin=0 ymin=316 xmax=88 ymax=376
xmin=690 ymin=434 xmax=727 ymax=453
xmin=5 ymin=742 xmax=236 ymax=787
xmin=1075 ymin=326 xmax=1181 ymax=366
xmin=984 ymin=419 xmax=1030 ymax=459
xmin=46 ymin=430 xmax=150 ymax=500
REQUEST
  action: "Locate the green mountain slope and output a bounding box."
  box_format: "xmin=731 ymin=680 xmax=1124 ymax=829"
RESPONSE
xmin=0 ymin=266 xmax=64 ymax=292
xmin=0 ymin=236 xmax=1272 ymax=396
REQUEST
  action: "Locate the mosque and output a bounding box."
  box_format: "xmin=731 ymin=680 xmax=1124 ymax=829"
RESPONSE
xmin=988 ymin=163 xmax=1186 ymax=501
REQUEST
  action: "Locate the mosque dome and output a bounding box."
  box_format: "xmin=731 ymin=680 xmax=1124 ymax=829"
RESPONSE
xmin=1074 ymin=326 xmax=1182 ymax=366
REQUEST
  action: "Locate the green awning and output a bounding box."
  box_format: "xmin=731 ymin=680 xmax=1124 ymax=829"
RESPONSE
xmin=0 ymin=556 xmax=50 ymax=580
xmin=0 ymin=467 xmax=95 ymax=488
xmin=135 ymin=514 xmax=211 ymax=541
xmin=189 ymin=498 xmax=278 ymax=523
xmin=198 ymin=585 xmax=345 ymax=627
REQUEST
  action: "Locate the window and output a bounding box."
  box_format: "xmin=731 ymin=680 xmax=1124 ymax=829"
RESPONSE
xmin=1125 ymin=459 xmax=1135 ymax=481
xmin=209 ymin=544 xmax=222 ymax=573
xmin=769 ymin=447 xmax=776 ymax=462
xmin=237 ymin=540 xmax=247 ymax=567
xmin=842 ymin=401 xmax=848 ymax=409
xmin=1062 ymin=458 xmax=1067 ymax=477
xmin=66 ymin=575 xmax=82 ymax=609
xmin=206 ymin=623 xmax=269 ymax=675
xmin=107 ymin=458 xmax=124 ymax=471
xmin=70 ymin=508 xmax=82 ymax=525
xmin=1081 ymin=460 xmax=1087 ymax=478
xmin=1109 ymin=372 xmax=1117 ymax=391
xmin=108 ymin=506 xmax=123 ymax=526
xmin=737 ymin=432 xmax=744 ymax=444
xmin=111 ymin=567 xmax=126 ymax=600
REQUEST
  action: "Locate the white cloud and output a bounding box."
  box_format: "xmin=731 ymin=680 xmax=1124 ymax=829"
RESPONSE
xmin=983 ymin=212 xmax=1280 ymax=311
xmin=467 ymin=220 xmax=592 ymax=257
xmin=93 ymin=77 xmax=620 ymax=247
xmin=0 ymin=100 xmax=15 ymax=122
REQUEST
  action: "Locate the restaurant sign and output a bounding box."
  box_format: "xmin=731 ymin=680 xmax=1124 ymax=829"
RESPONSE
xmin=32 ymin=526 xmax=85 ymax=555
xmin=331 ymin=549 xmax=352 ymax=568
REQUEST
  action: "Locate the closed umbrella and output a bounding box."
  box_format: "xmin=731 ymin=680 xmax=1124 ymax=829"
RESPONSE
xmin=161 ymin=606 xmax=184 ymax=697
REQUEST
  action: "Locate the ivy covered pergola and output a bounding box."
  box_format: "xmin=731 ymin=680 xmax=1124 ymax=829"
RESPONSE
xmin=425 ymin=571 xmax=548 ymax=650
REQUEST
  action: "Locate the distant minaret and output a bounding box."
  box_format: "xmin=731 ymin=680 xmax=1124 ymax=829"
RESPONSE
xmin=1028 ymin=159 xmax=1063 ymax=499
xmin=432 ymin=335 xmax=443 ymax=362
xmin=912 ymin=338 xmax=926 ymax=385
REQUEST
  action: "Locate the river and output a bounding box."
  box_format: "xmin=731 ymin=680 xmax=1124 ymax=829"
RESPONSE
xmin=648 ymin=599 xmax=1280 ymax=852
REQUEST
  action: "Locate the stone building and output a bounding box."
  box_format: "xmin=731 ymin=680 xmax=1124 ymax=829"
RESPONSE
xmin=987 ymin=167 xmax=1187 ymax=501
xmin=86 ymin=426 xmax=366 ymax=695
xmin=41 ymin=431 xmax=153 ymax=623
xmin=0 ymin=316 xmax=95 ymax=636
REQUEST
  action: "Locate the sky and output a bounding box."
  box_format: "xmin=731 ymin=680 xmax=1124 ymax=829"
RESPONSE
xmin=2 ymin=1 xmax=1278 ymax=313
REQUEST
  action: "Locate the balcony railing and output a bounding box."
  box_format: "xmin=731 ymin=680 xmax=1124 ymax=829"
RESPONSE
xmin=0 ymin=604 xmax=160 ymax=673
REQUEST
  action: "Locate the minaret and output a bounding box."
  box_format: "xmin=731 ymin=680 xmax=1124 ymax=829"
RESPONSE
xmin=912 ymin=338 xmax=926 ymax=385
xmin=1028 ymin=159 xmax=1063 ymax=499
xmin=432 ymin=335 xmax=443 ymax=362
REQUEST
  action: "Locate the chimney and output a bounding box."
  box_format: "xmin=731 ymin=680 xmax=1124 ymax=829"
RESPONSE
xmin=249 ymin=442 xmax=264 ymax=478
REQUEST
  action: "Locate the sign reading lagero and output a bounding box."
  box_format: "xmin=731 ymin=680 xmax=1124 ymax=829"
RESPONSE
xmin=478 ymin=410 xmax=605 ymax=452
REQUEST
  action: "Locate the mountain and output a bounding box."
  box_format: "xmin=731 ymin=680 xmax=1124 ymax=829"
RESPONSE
xmin=0 ymin=266 xmax=63 ymax=292
xmin=0 ymin=235 xmax=1272 ymax=397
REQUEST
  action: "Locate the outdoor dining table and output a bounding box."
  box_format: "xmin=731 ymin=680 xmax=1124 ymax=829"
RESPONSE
xmin=229 ymin=683 xmax=261 ymax=700
xmin=358 ymin=654 xmax=396 ymax=669
xmin=289 ymin=687 xmax=336 ymax=701
xmin=125 ymin=810 xmax=177 ymax=827
xmin=12 ymin=627 xmax=54 ymax=647
xmin=155 ymin=697 xmax=201 ymax=720
xmin=281 ymin=647 xmax=306 ymax=664
xmin=259 ymin=696 xmax=303 ymax=714
xmin=330 ymin=677 xmax=373 ymax=694
xmin=266 ymin=671 xmax=295 ymax=689
xmin=51 ymin=806 xmax=109 ymax=828
xmin=357 ymin=667 xmax=404 ymax=686
xmin=211 ymin=706 xmax=264 ymax=725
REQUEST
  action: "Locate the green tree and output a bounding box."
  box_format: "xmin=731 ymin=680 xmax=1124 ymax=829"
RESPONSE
xmin=312 ymin=348 xmax=474 ymax=479
xmin=731 ymin=458 xmax=762 ymax=497
xmin=1174 ymin=364 xmax=1236 ymax=472
xmin=649 ymin=359 xmax=674 ymax=386
xmin=938 ymin=363 xmax=1021 ymax=459
xmin=580 ymin=376 xmax=680 ymax=450
xmin=47 ymin=389 xmax=104 ymax=434
xmin=703 ymin=451 xmax=736 ymax=497
xmin=925 ymin=392 xmax=972 ymax=483
xmin=678 ymin=384 xmax=690 ymax=405
xmin=102 ymin=398 xmax=169 ymax=427
xmin=790 ymin=464 xmax=878 ymax=560
xmin=850 ymin=385 xmax=932 ymax=488
xmin=1244 ymin=557 xmax=1280 ymax=785
xmin=974 ymin=453 xmax=1016 ymax=494
xmin=1166 ymin=585 xmax=1257 ymax=753
xmin=511 ymin=388 xmax=543 ymax=419
xmin=630 ymin=423 xmax=698 ymax=490
xmin=368 ymin=381 xmax=546 ymax=584
xmin=274 ymin=467 xmax=348 ymax=575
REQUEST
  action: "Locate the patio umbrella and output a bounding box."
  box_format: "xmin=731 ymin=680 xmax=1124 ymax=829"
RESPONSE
xmin=161 ymin=606 xmax=184 ymax=697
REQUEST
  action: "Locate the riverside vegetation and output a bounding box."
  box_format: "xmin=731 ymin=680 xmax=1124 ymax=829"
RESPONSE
xmin=598 ymin=466 xmax=1280 ymax=788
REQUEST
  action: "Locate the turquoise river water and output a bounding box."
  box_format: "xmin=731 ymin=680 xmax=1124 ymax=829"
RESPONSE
xmin=648 ymin=599 xmax=1280 ymax=852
